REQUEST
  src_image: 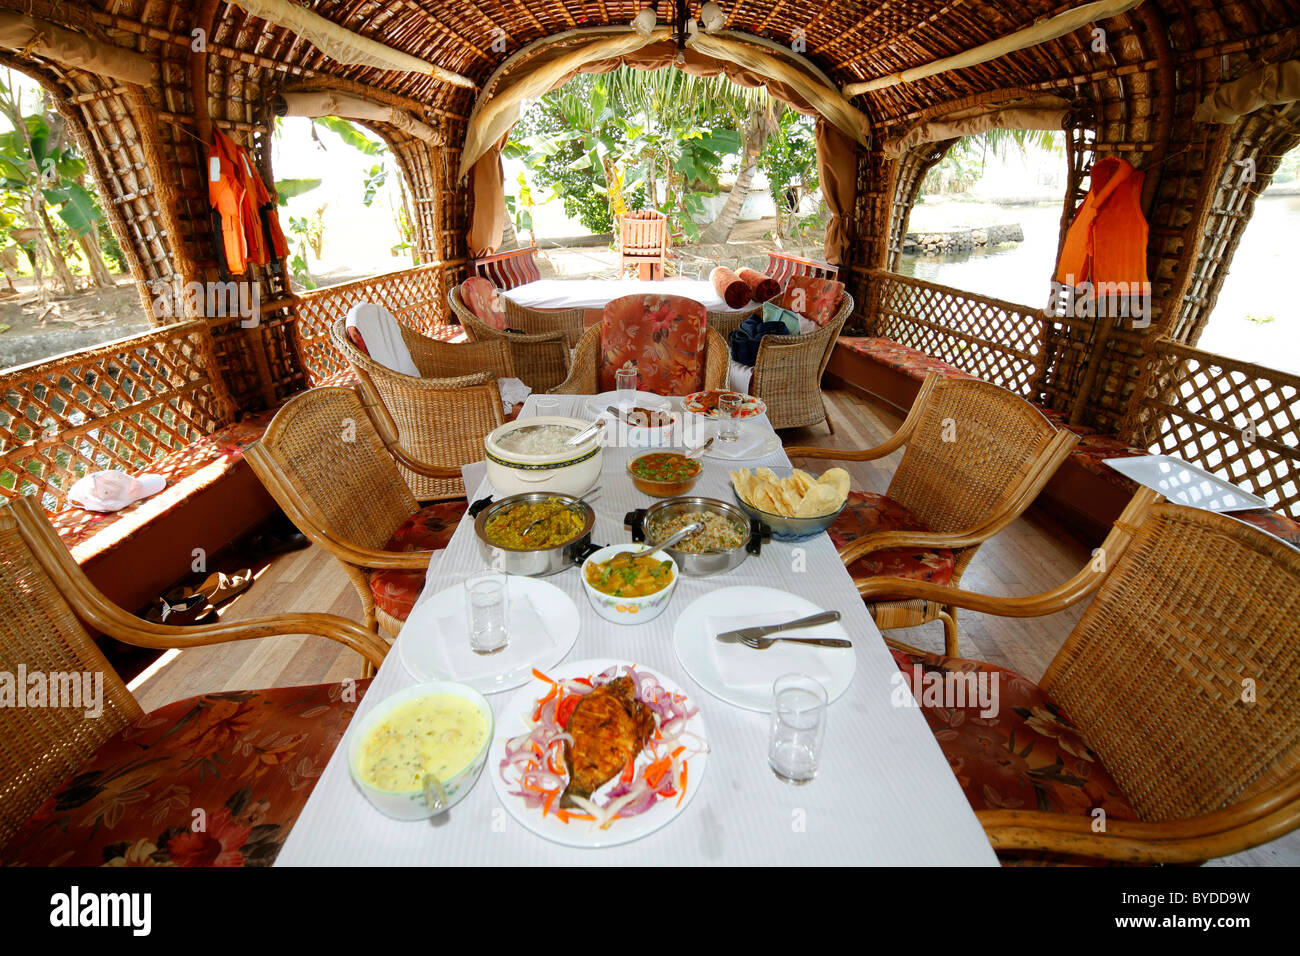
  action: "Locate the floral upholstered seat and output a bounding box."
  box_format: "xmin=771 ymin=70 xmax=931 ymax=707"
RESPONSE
xmin=460 ymin=276 xmax=507 ymax=330
xmin=827 ymin=491 xmax=956 ymax=596
xmin=778 ymin=275 xmax=848 ymax=327
xmin=1 ymin=680 xmax=370 ymax=867
xmin=889 ymin=647 xmax=1138 ymax=821
xmin=599 ymin=294 xmax=708 ymax=395
xmin=368 ymin=499 xmax=468 ymax=622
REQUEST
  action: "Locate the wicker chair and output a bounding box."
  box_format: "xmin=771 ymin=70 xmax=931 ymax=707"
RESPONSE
xmin=750 ymin=293 xmax=853 ymax=432
xmin=331 ymin=316 xmax=506 ymax=501
xmin=449 ymin=286 xmax=572 ymax=393
xmin=245 ymin=386 xmax=467 ymax=638
xmin=503 ymin=297 xmax=586 ymax=349
xmin=705 ymin=306 xmax=760 ymax=340
xmin=0 ymin=494 xmax=386 ymax=856
xmin=862 ymin=489 xmax=1300 ymax=865
xmin=552 ymin=300 xmax=729 ymax=396
xmin=787 ymin=372 xmax=1078 ymax=656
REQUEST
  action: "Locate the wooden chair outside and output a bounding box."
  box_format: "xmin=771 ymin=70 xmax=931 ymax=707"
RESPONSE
xmin=552 ymin=303 xmax=729 ymax=396
xmin=750 ymin=293 xmax=853 ymax=431
xmin=331 ymin=316 xmax=506 ymax=501
xmin=471 ymin=246 xmax=541 ymax=289
xmin=448 ymin=286 xmax=572 ymax=393
xmin=618 ymin=210 xmax=669 ymax=279
xmin=0 ymin=494 xmax=385 ymax=849
xmin=245 ymin=386 xmax=463 ymax=638
xmin=787 ymin=372 xmax=1078 ymax=655
xmin=861 ymin=491 xmax=1300 ymax=865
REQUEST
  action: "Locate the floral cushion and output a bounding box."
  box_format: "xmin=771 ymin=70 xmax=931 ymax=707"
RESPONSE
xmin=599 ymin=294 xmax=708 ymax=395
xmin=778 ymin=275 xmax=846 ymax=327
xmin=369 ymin=499 xmax=468 ymax=621
xmin=461 ymin=277 xmax=506 ymax=330
xmin=1228 ymin=508 xmax=1300 ymax=547
xmin=889 ymin=647 xmax=1138 ymax=821
xmin=1 ymin=679 xmax=370 ymax=866
xmin=839 ymin=336 xmax=975 ymax=382
xmin=49 ymin=408 xmax=278 ymax=564
xmin=827 ymin=491 xmax=955 ymax=597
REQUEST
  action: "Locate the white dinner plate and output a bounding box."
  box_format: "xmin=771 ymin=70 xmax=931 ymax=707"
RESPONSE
xmin=585 ymin=390 xmax=672 ymax=419
xmin=672 ymin=586 xmax=856 ymax=712
xmin=398 ymin=576 xmax=580 ymax=694
xmin=704 ymin=426 xmax=782 ymax=461
xmin=1104 ymin=454 xmax=1269 ymax=513
xmin=490 ymin=659 xmax=709 ymax=848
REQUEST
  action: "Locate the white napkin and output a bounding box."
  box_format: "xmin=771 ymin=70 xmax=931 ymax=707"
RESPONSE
xmin=345 ymin=302 xmax=420 ymax=377
xmin=705 ymin=610 xmax=837 ymax=690
xmin=460 ymin=460 xmax=487 ymax=497
xmin=498 ymin=377 xmax=532 ymax=412
xmin=420 ymin=593 xmax=554 ymax=682
xmin=68 ymin=470 xmax=166 ymax=512
xmin=727 ymin=359 xmax=754 ymax=395
xmin=706 ymin=422 xmax=769 ymax=460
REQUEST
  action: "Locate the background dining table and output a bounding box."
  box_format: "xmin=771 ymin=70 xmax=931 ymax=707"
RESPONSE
xmin=276 ymin=394 xmax=998 ymax=866
xmin=501 ymin=277 xmax=759 ymax=327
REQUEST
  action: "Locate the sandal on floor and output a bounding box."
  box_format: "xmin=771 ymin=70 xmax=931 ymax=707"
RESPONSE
xmin=165 ymin=569 xmax=254 ymax=607
xmin=145 ymin=592 xmax=215 ymax=626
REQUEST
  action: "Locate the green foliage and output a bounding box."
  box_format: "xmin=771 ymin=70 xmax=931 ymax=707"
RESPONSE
xmin=1245 ymin=313 xmax=1276 ymax=325
xmin=311 ymin=116 xmax=385 ymax=155
xmin=921 ymin=128 xmax=1064 ymax=196
xmin=274 ymin=178 xmax=322 ymax=204
xmin=507 ymin=67 xmax=763 ymax=237
xmin=97 ymin=218 xmax=128 ymax=273
xmin=758 ymin=111 xmax=819 ymax=236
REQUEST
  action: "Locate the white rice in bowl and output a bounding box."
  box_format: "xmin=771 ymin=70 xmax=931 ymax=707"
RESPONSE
xmin=495 ymin=424 xmax=581 ymax=456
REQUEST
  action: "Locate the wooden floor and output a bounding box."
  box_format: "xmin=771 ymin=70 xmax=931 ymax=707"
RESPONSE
xmin=130 ymin=386 xmax=1298 ymax=867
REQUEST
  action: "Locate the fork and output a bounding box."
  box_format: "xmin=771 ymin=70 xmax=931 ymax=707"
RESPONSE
xmin=740 ymin=635 xmax=852 ymax=650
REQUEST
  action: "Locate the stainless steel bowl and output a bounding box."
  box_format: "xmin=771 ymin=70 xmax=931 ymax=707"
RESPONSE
xmin=624 ymin=497 xmax=769 ymax=577
xmin=473 ymin=492 xmax=600 ymax=576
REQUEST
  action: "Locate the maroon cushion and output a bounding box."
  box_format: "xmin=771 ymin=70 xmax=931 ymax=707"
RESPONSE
xmin=1 ymin=679 xmax=371 ymax=866
xmin=827 ymin=491 xmax=955 ymax=597
xmin=369 ymin=499 xmax=467 ymax=622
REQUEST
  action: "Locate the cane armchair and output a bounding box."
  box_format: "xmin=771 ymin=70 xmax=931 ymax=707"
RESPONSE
xmin=750 ymin=293 xmax=852 ymax=432
xmin=704 ymin=306 xmax=760 ymax=340
xmin=331 ymin=316 xmax=506 ymax=501
xmin=861 ymin=489 xmax=1300 ymax=865
xmin=552 ymin=294 xmax=728 ymax=395
xmin=449 ymin=285 xmax=572 ymax=393
xmin=504 ymin=297 xmax=586 ymax=348
xmin=787 ymin=373 xmax=1078 ymax=655
xmin=0 ymin=494 xmax=386 ymax=863
xmin=245 ymin=386 xmax=467 ymax=638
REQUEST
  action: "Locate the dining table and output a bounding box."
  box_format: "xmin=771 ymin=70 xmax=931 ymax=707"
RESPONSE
xmin=275 ymin=394 xmax=998 ymax=866
xmin=501 ymin=277 xmax=760 ymax=326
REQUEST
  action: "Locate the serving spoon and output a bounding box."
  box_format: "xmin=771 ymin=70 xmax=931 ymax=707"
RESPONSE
xmin=520 ymin=486 xmax=601 ymax=538
xmin=608 ymin=522 xmax=703 ymax=565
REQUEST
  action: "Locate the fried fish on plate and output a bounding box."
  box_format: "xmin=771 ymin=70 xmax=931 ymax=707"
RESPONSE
xmin=561 ymin=676 xmax=656 ymax=807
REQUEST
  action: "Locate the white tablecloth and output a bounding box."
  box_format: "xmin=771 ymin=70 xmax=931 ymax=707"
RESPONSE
xmin=276 ymin=395 xmax=997 ymax=866
xmin=502 ymin=278 xmax=756 ymax=313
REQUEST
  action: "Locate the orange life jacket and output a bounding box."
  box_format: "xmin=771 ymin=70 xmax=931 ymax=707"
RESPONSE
xmin=1055 ymin=157 xmax=1150 ymax=288
xmin=207 ymin=129 xmax=289 ymax=275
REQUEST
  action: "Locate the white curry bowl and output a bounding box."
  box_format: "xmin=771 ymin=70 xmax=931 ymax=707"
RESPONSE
xmin=485 ymin=416 xmax=602 ymax=497
xmin=580 ymin=543 xmax=679 ymax=626
xmin=347 ymin=681 xmax=494 ymax=821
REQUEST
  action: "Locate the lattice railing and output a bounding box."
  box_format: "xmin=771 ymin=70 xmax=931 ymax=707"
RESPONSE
xmin=293 ymin=263 xmax=457 ymax=384
xmin=0 ymin=322 xmax=235 ymax=512
xmin=1125 ymin=341 xmax=1300 ymax=518
xmin=863 ymin=269 xmax=1046 ymax=398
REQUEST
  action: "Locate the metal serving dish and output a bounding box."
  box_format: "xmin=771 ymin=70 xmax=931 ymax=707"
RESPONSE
xmin=471 ymin=492 xmax=601 ymax=576
xmin=625 ymin=496 xmax=769 ymax=577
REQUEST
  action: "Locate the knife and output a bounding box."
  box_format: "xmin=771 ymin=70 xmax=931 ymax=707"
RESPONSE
xmin=715 ymin=610 xmax=843 ymax=643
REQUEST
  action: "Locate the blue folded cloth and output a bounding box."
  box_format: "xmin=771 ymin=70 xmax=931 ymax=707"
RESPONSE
xmin=762 ymin=301 xmax=803 ymax=335
xmin=728 ymin=313 xmax=790 ymax=366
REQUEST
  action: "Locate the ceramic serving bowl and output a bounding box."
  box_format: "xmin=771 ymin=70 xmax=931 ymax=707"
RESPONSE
xmin=485 ymin=416 xmax=602 ymax=498
xmin=348 ymin=681 xmax=494 ymax=821
xmin=580 ymin=543 xmax=679 ymax=626
xmin=626 ymin=450 xmax=702 ymax=497
xmin=731 ymin=470 xmax=849 ymax=542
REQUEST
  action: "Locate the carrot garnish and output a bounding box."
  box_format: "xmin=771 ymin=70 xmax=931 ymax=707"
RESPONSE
xmin=644 ymin=757 xmax=672 ymax=789
xmin=620 ymin=758 xmax=636 ymax=784
xmin=531 ymin=668 xmax=556 ymax=684
xmin=676 ymin=761 xmax=689 ymax=807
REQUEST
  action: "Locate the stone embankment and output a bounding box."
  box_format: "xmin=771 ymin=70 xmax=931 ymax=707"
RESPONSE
xmin=902 ymin=223 xmax=1024 ymax=254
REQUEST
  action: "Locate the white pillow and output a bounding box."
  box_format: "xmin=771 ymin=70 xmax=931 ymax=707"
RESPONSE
xmin=345 ymin=302 xmax=420 ymax=378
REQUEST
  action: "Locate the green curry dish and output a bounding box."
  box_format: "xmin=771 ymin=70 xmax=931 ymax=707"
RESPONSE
xmin=630 ymin=453 xmax=701 ymax=484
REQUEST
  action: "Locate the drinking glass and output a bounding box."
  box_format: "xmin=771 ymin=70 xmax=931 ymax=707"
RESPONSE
xmin=615 ymin=367 xmax=638 ymax=409
xmin=533 ymin=396 xmax=559 ymax=418
xmin=717 ymin=391 xmax=744 ymax=443
xmin=464 ymin=570 xmax=509 ymax=654
xmin=768 ymin=674 xmax=827 ymax=784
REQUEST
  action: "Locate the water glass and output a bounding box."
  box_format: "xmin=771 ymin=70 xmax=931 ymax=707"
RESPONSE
xmin=533 ymin=396 xmax=559 ymax=418
xmin=465 ymin=570 xmax=509 ymax=654
xmin=768 ymin=674 xmax=827 ymax=784
xmin=717 ymin=391 xmax=743 ymax=443
xmin=615 ymin=367 xmax=638 ymax=409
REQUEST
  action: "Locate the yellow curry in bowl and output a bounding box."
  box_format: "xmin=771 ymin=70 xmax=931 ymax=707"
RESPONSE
xmin=584 ymin=553 xmax=675 ymax=598
xmin=483 ymin=497 xmax=586 ymax=549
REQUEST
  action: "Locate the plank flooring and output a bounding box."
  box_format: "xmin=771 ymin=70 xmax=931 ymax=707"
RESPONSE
xmin=128 ymin=386 xmax=1298 ymax=866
